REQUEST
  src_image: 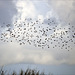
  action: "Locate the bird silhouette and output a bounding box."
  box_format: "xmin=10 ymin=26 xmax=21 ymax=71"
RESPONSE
xmin=0 ymin=18 xmax=75 ymax=52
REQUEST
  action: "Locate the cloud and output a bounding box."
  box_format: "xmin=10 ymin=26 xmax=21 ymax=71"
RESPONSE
xmin=0 ymin=0 xmax=75 ymax=66
xmin=47 ymin=0 xmax=75 ymax=25
xmin=0 ymin=42 xmax=53 ymax=66
xmin=16 ymin=0 xmax=37 ymax=18
xmin=0 ymin=39 xmax=75 ymax=66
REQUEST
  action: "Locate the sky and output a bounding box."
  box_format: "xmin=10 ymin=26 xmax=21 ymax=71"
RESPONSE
xmin=0 ymin=0 xmax=75 ymax=74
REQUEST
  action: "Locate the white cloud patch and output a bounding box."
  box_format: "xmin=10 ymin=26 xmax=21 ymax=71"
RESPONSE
xmin=47 ymin=0 xmax=75 ymax=24
xmin=12 ymin=0 xmax=38 ymax=23
xmin=0 ymin=42 xmax=75 ymax=66
xmin=0 ymin=41 xmax=71 ymax=66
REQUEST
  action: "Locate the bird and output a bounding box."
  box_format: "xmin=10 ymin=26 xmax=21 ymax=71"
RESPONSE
xmin=0 ymin=17 xmax=75 ymax=52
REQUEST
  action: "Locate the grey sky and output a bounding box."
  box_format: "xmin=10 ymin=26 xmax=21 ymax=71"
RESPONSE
xmin=0 ymin=0 xmax=17 ymax=26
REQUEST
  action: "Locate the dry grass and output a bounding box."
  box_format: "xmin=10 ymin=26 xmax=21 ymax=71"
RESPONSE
xmin=0 ymin=68 xmax=46 ymax=75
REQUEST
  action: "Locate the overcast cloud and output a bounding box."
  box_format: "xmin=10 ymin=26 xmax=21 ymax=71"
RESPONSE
xmin=47 ymin=0 xmax=75 ymax=25
xmin=0 ymin=0 xmax=75 ymax=66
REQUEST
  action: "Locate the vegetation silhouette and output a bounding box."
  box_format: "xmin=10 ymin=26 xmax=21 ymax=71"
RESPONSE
xmin=0 ymin=68 xmax=52 ymax=75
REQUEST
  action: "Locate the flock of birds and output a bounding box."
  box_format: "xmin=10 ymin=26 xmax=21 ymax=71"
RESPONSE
xmin=0 ymin=18 xmax=75 ymax=51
